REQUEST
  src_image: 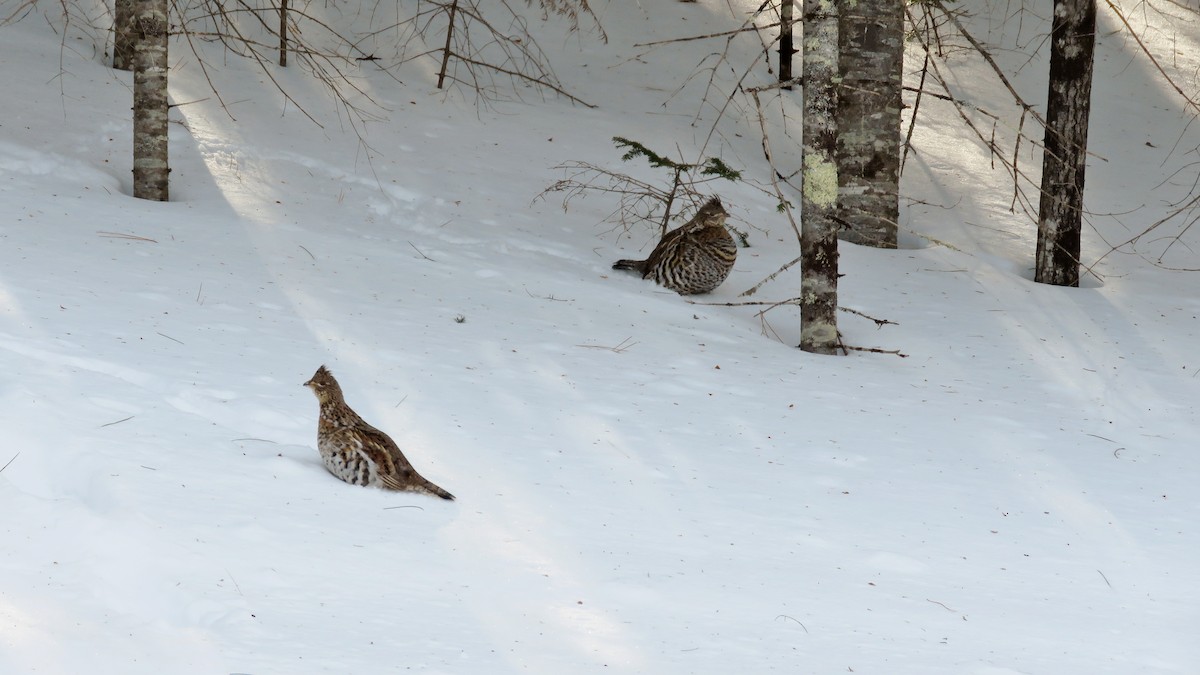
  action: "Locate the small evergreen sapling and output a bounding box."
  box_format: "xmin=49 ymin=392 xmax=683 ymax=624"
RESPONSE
xmin=541 ymin=136 xmax=747 ymax=245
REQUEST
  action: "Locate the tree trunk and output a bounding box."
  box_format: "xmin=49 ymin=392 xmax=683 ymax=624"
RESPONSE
xmin=279 ymin=0 xmax=289 ymax=67
xmin=1035 ymin=0 xmax=1096 ymax=286
xmin=132 ymin=0 xmax=169 ymax=202
xmin=800 ymin=0 xmax=840 ymax=355
xmin=778 ymin=0 xmax=795 ymax=87
xmin=836 ymin=0 xmax=903 ymax=248
xmin=113 ymin=0 xmax=135 ymax=71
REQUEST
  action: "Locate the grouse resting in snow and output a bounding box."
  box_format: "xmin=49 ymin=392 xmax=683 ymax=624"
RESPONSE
xmin=612 ymin=196 xmax=737 ymax=295
xmin=304 ymin=365 xmax=455 ymax=500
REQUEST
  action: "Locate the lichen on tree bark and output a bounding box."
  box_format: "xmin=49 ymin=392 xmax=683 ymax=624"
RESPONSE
xmin=836 ymin=0 xmax=903 ymax=248
xmin=113 ymin=0 xmax=136 ymax=71
xmin=800 ymin=0 xmax=840 ymax=355
xmin=132 ymin=0 xmax=169 ymax=202
xmin=1035 ymin=0 xmax=1096 ymax=286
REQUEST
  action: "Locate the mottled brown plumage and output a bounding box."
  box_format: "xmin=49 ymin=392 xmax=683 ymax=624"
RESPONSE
xmin=304 ymin=365 xmax=454 ymax=500
xmin=612 ymin=197 xmax=737 ymax=295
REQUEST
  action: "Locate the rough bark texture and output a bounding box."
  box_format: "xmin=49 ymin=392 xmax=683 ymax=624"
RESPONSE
xmin=113 ymin=0 xmax=135 ymax=71
xmin=1035 ymin=0 xmax=1096 ymax=286
xmin=132 ymin=0 xmax=169 ymax=202
xmin=800 ymin=0 xmax=840 ymax=355
xmin=836 ymin=0 xmax=903 ymax=248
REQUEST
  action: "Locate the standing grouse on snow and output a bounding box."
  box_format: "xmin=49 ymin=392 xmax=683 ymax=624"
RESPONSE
xmin=612 ymin=196 xmax=737 ymax=295
xmin=304 ymin=365 xmax=454 ymax=500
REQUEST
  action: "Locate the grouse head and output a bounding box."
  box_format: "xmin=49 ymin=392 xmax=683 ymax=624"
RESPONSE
xmin=695 ymin=197 xmax=729 ymax=228
xmin=304 ymin=365 xmax=344 ymax=404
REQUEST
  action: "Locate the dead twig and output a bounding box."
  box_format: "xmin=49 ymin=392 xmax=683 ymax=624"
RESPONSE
xmin=838 ymin=306 xmax=897 ymax=328
xmin=409 ymin=241 xmax=436 ymax=261
xmin=1103 ymin=0 xmax=1200 ymax=117
xmin=844 ymin=345 xmax=908 ymax=358
xmin=775 ymin=614 xmax=809 ymax=633
xmin=98 ymin=231 xmax=158 ymax=243
xmin=576 ymin=337 xmax=637 ymax=353
xmin=739 ymin=255 xmax=801 ymax=298
xmin=633 ymin=23 xmax=772 ymax=48
xmin=689 ymin=297 xmax=902 ymax=355
xmin=927 ymin=599 xmax=957 ymax=612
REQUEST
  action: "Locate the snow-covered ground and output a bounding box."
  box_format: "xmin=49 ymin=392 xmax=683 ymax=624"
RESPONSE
xmin=1 ymin=1 xmax=1198 ymax=673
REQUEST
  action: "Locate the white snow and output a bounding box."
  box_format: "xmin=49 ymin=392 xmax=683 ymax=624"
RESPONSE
xmin=1 ymin=1 xmax=1198 ymax=674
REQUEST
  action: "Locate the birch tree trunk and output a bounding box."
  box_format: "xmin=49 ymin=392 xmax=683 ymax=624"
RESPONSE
xmin=132 ymin=0 xmax=169 ymax=202
xmin=1035 ymin=0 xmax=1096 ymax=286
xmin=836 ymin=0 xmax=903 ymax=248
xmin=800 ymin=0 xmax=840 ymax=355
xmin=113 ymin=0 xmax=135 ymax=71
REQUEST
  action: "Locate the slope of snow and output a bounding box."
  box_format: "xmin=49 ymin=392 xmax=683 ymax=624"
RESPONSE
xmin=1 ymin=1 xmax=1197 ymax=673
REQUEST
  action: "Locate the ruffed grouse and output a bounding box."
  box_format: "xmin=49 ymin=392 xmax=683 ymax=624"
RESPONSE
xmin=612 ymin=196 xmax=737 ymax=295
xmin=304 ymin=365 xmax=454 ymax=500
